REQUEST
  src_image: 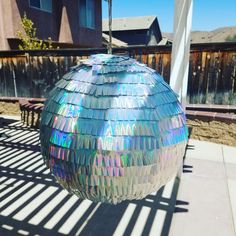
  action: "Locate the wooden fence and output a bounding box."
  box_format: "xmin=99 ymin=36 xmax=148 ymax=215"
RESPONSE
xmin=0 ymin=42 xmax=236 ymax=104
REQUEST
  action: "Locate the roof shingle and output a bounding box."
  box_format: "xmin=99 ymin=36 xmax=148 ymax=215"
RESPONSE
xmin=103 ymin=16 xmax=157 ymax=31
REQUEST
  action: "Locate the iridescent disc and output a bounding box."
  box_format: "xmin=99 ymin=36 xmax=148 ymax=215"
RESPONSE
xmin=40 ymin=54 xmax=188 ymax=204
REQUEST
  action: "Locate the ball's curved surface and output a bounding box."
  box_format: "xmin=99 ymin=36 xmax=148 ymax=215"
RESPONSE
xmin=40 ymin=54 xmax=188 ymax=204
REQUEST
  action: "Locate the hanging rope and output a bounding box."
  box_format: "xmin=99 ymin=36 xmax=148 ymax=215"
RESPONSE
xmin=108 ymin=0 xmax=112 ymax=54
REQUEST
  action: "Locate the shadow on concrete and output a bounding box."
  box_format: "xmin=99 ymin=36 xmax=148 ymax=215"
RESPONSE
xmin=186 ymin=144 xmax=195 ymax=150
xmin=0 ymin=119 xmax=189 ymax=236
xmin=183 ymin=164 xmax=193 ymax=173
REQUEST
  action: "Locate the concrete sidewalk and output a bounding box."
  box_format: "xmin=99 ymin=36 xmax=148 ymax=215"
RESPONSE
xmin=170 ymin=139 xmax=236 ymax=236
xmin=0 ymin=117 xmax=236 ymax=236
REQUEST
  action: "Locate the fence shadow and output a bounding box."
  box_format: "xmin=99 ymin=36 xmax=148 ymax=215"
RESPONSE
xmin=0 ymin=119 xmax=189 ymax=236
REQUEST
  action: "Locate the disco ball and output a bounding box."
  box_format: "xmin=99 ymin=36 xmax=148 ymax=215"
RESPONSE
xmin=40 ymin=54 xmax=188 ymax=204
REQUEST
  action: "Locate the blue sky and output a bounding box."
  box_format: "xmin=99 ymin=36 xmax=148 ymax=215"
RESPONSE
xmin=102 ymin=0 xmax=236 ymax=32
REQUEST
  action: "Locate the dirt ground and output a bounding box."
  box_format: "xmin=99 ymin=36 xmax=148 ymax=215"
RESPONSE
xmin=0 ymin=102 xmax=21 ymax=116
xmin=1 ymin=102 xmax=235 ymax=146
xmin=187 ymin=119 xmax=236 ymax=147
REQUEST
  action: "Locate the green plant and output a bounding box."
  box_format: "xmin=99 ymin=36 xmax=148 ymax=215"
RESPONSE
xmin=17 ymin=13 xmax=54 ymax=50
xmin=225 ymin=34 xmax=236 ymax=42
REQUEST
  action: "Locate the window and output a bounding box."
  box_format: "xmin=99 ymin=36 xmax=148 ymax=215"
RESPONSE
xmin=29 ymin=0 xmax=52 ymax=12
xmin=79 ymin=0 xmax=95 ymax=29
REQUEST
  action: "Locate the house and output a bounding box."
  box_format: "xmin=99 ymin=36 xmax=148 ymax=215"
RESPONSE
xmin=0 ymin=0 xmax=102 ymax=50
xmin=103 ymin=16 xmax=162 ymax=46
xmin=102 ymin=33 xmax=127 ymax=48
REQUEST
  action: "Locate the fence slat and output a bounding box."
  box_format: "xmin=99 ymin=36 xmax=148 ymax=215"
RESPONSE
xmin=0 ymin=44 xmax=236 ymax=104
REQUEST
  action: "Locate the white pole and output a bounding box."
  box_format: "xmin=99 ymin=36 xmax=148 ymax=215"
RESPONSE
xmin=170 ymin=0 xmax=193 ymax=179
xmin=170 ymin=0 xmax=193 ymax=110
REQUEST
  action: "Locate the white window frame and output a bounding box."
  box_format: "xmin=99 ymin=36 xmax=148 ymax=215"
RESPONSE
xmin=29 ymin=0 xmax=52 ymax=13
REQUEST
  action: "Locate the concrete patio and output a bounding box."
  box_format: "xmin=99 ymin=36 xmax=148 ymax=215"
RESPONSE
xmin=0 ymin=116 xmax=236 ymax=236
